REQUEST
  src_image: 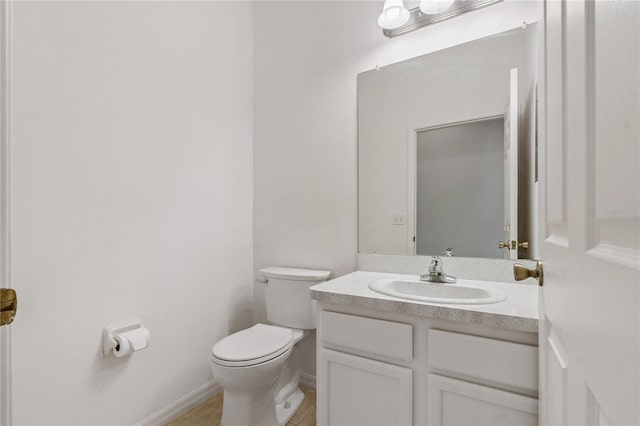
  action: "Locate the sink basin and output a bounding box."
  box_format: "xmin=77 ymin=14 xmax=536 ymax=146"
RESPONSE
xmin=368 ymin=279 xmax=507 ymax=305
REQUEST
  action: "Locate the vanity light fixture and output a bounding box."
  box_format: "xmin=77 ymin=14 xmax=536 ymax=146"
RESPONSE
xmin=380 ymin=0 xmax=503 ymax=38
xmin=378 ymin=0 xmax=410 ymax=30
xmin=419 ymin=0 xmax=456 ymax=15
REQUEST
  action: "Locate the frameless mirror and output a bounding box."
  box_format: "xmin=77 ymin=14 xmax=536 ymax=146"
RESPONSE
xmin=358 ymin=25 xmax=538 ymax=260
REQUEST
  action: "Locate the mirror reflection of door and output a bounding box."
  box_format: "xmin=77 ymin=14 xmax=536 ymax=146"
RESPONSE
xmin=416 ymin=117 xmax=505 ymax=258
xmin=503 ymin=67 xmax=519 ymax=259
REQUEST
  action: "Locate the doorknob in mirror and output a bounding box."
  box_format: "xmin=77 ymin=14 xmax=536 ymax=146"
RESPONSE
xmin=500 ymin=240 xmax=528 ymax=250
xmin=513 ymin=261 xmax=543 ymax=286
xmin=499 ymin=240 xmax=517 ymax=250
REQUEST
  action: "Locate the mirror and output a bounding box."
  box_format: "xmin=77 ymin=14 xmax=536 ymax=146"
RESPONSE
xmin=358 ymin=25 xmax=538 ymax=260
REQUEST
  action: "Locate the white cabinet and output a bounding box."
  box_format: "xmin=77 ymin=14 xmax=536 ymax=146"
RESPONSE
xmin=318 ymin=348 xmax=413 ymax=426
xmin=319 ymin=310 xmax=413 ymax=362
xmin=427 ymin=374 xmax=538 ymax=426
xmin=427 ymin=329 xmax=538 ymax=392
xmin=316 ymin=306 xmax=538 ymax=426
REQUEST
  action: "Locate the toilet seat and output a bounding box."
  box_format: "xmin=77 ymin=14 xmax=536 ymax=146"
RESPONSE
xmin=211 ymin=324 xmax=293 ymax=367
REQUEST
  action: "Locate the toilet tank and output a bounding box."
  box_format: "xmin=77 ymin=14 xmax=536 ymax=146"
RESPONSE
xmin=260 ymin=267 xmax=330 ymax=330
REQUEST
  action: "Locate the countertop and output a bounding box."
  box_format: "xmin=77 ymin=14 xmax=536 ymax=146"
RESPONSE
xmin=310 ymin=271 xmax=538 ymax=333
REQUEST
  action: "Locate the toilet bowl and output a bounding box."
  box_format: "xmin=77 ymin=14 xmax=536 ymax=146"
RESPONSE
xmin=210 ymin=267 xmax=330 ymax=426
xmin=210 ymin=324 xmax=295 ymax=426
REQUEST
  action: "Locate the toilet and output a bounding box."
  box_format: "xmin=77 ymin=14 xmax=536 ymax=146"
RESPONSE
xmin=210 ymin=267 xmax=330 ymax=426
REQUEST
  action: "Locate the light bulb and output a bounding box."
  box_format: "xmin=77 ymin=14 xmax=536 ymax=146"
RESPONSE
xmin=419 ymin=0 xmax=456 ymax=15
xmin=378 ymin=0 xmax=410 ymax=30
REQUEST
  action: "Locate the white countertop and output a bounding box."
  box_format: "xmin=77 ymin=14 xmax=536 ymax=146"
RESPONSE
xmin=311 ymin=271 xmax=538 ymax=333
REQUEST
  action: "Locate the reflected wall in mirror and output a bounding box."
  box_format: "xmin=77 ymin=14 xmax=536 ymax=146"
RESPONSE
xmin=358 ymin=25 xmax=538 ymax=260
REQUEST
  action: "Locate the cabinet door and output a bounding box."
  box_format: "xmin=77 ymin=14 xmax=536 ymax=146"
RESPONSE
xmin=428 ymin=374 xmax=537 ymax=426
xmin=318 ymin=348 xmax=412 ymax=426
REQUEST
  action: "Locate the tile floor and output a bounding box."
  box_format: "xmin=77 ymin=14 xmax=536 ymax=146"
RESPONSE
xmin=167 ymin=386 xmax=316 ymax=426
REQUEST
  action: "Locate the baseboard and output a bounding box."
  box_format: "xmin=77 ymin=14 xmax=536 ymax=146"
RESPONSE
xmin=137 ymin=373 xmax=313 ymax=425
xmin=135 ymin=380 xmax=222 ymax=426
xmin=299 ymin=372 xmax=316 ymax=389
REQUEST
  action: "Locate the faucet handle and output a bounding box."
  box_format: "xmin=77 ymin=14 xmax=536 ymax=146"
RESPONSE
xmin=429 ymin=256 xmax=443 ymax=273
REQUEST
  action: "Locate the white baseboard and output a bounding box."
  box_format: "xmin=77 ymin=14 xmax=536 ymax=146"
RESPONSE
xmin=136 ymin=373 xmax=314 ymax=426
xmin=299 ymin=372 xmax=316 ymax=389
xmin=135 ymin=380 xmax=222 ymax=426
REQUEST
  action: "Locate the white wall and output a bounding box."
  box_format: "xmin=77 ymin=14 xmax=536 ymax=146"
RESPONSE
xmin=254 ymin=0 xmax=537 ymax=377
xmin=10 ymin=2 xmax=253 ymax=424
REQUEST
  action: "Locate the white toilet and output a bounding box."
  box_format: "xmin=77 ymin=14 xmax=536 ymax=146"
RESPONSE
xmin=210 ymin=267 xmax=330 ymax=426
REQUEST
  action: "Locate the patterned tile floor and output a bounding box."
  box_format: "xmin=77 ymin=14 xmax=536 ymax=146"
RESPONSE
xmin=167 ymin=386 xmax=316 ymax=426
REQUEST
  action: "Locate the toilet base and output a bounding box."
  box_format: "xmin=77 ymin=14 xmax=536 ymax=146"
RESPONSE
xmin=220 ymin=382 xmax=280 ymax=426
xmin=276 ymin=388 xmax=305 ymax=425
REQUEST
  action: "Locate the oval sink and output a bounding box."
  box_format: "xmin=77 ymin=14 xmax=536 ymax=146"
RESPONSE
xmin=368 ymin=279 xmax=507 ymax=305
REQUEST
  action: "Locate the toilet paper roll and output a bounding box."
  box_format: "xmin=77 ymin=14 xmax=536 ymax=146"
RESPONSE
xmin=113 ymin=328 xmax=150 ymax=357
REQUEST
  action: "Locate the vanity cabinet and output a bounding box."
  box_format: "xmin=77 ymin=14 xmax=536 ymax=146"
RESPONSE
xmin=425 ymin=328 xmax=538 ymax=426
xmin=316 ymin=307 xmax=538 ymax=426
xmin=317 ymin=311 xmax=415 ymax=425
xmin=319 ymin=349 xmax=413 ymax=426
xmin=427 ymin=374 xmax=538 ymax=426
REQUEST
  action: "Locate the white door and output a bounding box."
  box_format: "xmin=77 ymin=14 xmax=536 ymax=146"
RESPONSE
xmin=504 ymin=68 xmax=519 ymax=259
xmin=538 ymin=1 xmax=639 ymax=425
xmin=0 ymin=1 xmax=11 ymax=424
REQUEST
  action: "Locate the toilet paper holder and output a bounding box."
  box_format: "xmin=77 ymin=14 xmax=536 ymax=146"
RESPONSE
xmin=102 ymin=318 xmax=146 ymax=356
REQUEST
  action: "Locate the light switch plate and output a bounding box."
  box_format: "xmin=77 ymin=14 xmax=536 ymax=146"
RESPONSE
xmin=393 ymin=215 xmax=406 ymax=225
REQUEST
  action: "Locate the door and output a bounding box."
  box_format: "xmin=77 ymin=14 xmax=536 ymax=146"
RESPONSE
xmin=504 ymin=67 xmax=519 ymax=260
xmin=538 ymin=1 xmax=639 ymax=425
xmin=317 ymin=348 xmax=412 ymax=426
xmin=0 ymin=1 xmax=11 ymax=424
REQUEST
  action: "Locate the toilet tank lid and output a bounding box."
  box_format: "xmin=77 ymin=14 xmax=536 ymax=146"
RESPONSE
xmin=260 ymin=267 xmax=330 ymax=281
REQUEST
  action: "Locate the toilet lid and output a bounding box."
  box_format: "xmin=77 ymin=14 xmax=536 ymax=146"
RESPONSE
xmin=211 ymin=324 xmax=293 ymax=364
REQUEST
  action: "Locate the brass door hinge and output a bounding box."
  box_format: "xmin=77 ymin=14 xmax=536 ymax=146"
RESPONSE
xmin=1 ymin=288 xmax=17 ymax=326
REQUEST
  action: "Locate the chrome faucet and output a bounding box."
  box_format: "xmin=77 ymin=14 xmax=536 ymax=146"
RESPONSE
xmin=420 ymin=256 xmax=457 ymax=284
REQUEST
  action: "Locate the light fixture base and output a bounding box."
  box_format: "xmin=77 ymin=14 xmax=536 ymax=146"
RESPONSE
xmin=382 ymin=0 xmax=503 ymax=38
